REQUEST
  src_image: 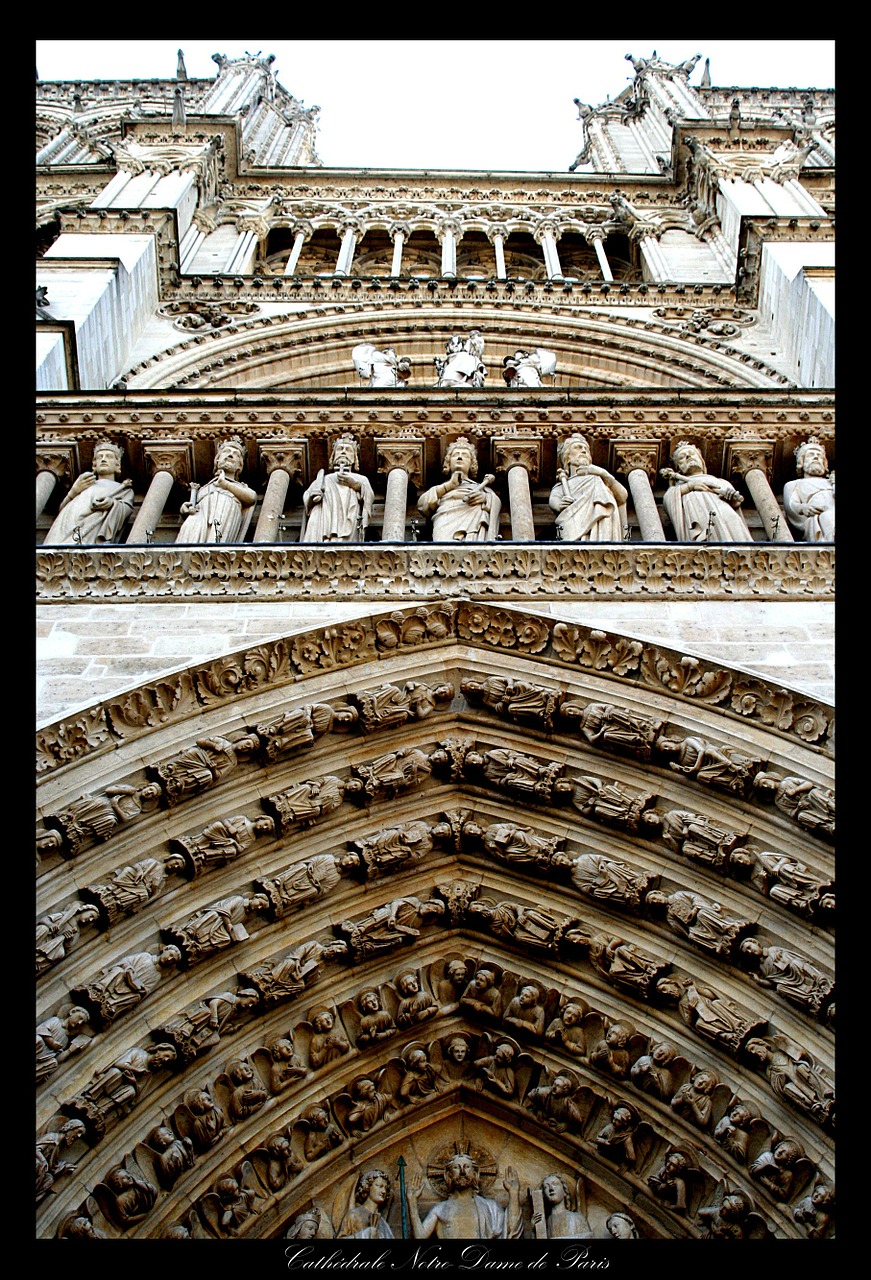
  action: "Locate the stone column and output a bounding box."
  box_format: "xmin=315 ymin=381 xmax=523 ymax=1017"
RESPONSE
xmin=437 ymin=219 xmax=463 ymax=278
xmin=335 ymin=220 xmax=362 ymax=277
xmin=227 ymin=216 xmax=265 ymax=275
xmin=126 ymin=442 xmax=193 ymax=543
xmin=611 ymin=440 xmax=666 ymax=541
xmin=253 ymin=440 xmax=308 ymax=542
xmin=533 ymin=222 xmax=563 ymax=281
xmin=492 ymin=438 xmax=541 ymax=541
xmin=36 ymin=445 xmax=78 ymax=521
xmin=284 ymin=220 xmax=312 ymax=275
xmin=389 ymin=222 xmax=410 ymax=277
xmin=725 ymin=437 xmax=794 ymax=542
xmin=376 ymin=439 xmax=425 ymax=542
xmin=587 ymin=229 xmax=614 ymax=283
xmin=632 ymin=224 xmax=669 ymax=281
xmin=486 ymin=223 xmax=508 ymax=279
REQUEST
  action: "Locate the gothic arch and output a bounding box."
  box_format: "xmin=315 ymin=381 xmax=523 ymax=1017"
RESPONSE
xmin=36 ymin=604 xmax=833 ymax=1239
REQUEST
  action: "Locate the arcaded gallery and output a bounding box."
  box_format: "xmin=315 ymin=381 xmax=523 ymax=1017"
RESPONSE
xmin=35 ymin=47 xmax=834 ymax=1242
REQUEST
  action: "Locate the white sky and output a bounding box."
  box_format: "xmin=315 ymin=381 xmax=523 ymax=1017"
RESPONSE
xmin=35 ymin=39 xmax=835 ymax=173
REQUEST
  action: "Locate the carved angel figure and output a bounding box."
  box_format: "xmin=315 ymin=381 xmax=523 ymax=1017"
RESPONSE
xmin=501 ymin=347 xmax=557 ymax=388
xmin=530 ymin=1173 xmax=591 ymax=1239
xmin=352 ymin=343 xmax=411 ymax=389
xmin=336 ymin=1168 xmax=395 ymax=1239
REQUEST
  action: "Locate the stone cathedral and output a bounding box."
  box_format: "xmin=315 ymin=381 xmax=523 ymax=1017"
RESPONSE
xmin=35 ymin=49 xmax=834 ymax=1243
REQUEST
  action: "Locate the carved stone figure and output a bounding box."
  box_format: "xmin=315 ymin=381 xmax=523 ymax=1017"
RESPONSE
xmin=589 ymin=1024 xmax=631 ymax=1078
xmin=698 ymin=1188 xmax=768 ymax=1240
xmin=659 ymin=808 xmax=744 ymax=868
xmin=749 ymin=1139 xmax=806 ymax=1201
xmin=340 ymin=895 xmax=445 ymax=961
xmin=570 ymin=852 xmax=651 ymax=907
xmin=45 ymin=781 xmax=163 ymax=854
xmin=630 ymin=1041 xmax=679 ymax=1100
xmin=397 ymin=1045 xmax=443 ymax=1105
xmin=740 ymin=938 xmax=834 ymax=1016
xmin=83 ymin=857 xmax=167 ymax=925
xmin=394 ymin=970 xmax=440 ymax=1028
xmin=501 ymin=347 xmax=557 ymax=388
xmin=158 ymin=988 xmax=260 ymax=1063
xmin=569 ymin=775 xmax=658 ymax=833
xmin=73 ymin=946 xmax=182 ymax=1025
xmin=349 ymin=821 xmax=439 ymax=880
xmin=36 ymin=903 xmax=99 ymax=974
xmin=468 ymin=898 xmax=573 ymax=953
xmin=712 ymin=1103 xmax=758 ymax=1163
xmin=530 ymin=1174 xmax=591 ymax=1239
xmin=585 ymin=934 xmax=667 ymax=998
xmin=466 ymin=748 xmax=567 ymax=800
xmin=544 ymin=1002 xmax=587 ymax=1059
xmin=300 ymin=434 xmax=374 ymax=542
xmin=44 ymin=440 xmax=134 ymax=545
xmin=661 ymin=441 xmax=750 ymax=541
xmin=353 ymin=748 xmax=433 ymax=801
xmin=245 ymin=939 xmax=348 ymax=1006
xmin=646 ymin=889 xmax=750 ymax=956
xmin=564 ymin=700 xmax=664 ymax=760
xmin=167 ymin=815 xmax=275 ymax=878
xmin=151 ymin=734 xmax=259 ymax=806
xmin=747 ymin=850 xmax=833 ymax=918
xmin=36 ymin=1120 xmax=87 ymax=1201
xmin=407 ymin=1151 xmax=522 ymax=1239
xmin=210 ymin=1174 xmax=258 ymax=1235
xmin=177 ymin=437 xmax=256 ymax=543
xmin=337 ymin=1169 xmax=395 ymax=1239
xmin=36 ymin=1006 xmax=92 ymax=1083
xmin=655 ymin=733 xmax=763 ymax=796
xmin=253 ymin=1133 xmax=302 ymax=1193
xmin=648 ymin=1151 xmax=692 ymax=1213
xmin=671 ymin=1069 xmax=718 ymax=1130
xmin=503 ymin=984 xmax=546 ymax=1037
xmin=793 ymin=1182 xmax=835 ymax=1239
xmin=167 ymin=893 xmax=268 ymax=963
xmin=345 ymin=1075 xmax=395 ymax=1133
xmin=179 ymin=1087 xmax=227 ymax=1153
xmin=285 ymin=1206 xmax=329 ymax=1239
xmin=657 ymin=975 xmax=765 ymax=1052
xmin=148 ymin=1124 xmax=196 ymax=1190
xmin=461 ymin=968 xmax=503 ymax=1019
xmin=255 ymin=702 xmax=357 ymax=762
xmin=417 ymin=437 xmax=500 ymax=541
xmin=783 ymin=438 xmax=834 ymax=541
xmin=433 ymin=331 xmax=487 ymax=388
xmin=352 ymin=343 xmax=411 ymax=389
xmin=66 ymin=1042 xmax=178 ymax=1139
xmin=549 ymin=434 xmax=627 ymax=541
xmin=478 ymin=821 xmax=566 ymax=870
xmin=259 ymin=855 xmax=342 ymax=916
xmin=354 ymin=989 xmax=398 ymax=1047
xmin=606 ymin=1212 xmax=639 ymax=1239
xmin=354 ymin=681 xmax=453 ymax=733
xmin=266 ymin=774 xmax=351 ymax=830
xmin=224 ymin=1057 xmax=268 ymax=1122
xmin=471 ymin=1041 xmax=518 ymax=1099
xmin=526 ymin=1071 xmax=586 ymax=1134
xmin=298 ymin=1104 xmax=343 ymax=1161
xmin=99 ymin=1164 xmax=158 ymax=1226
xmin=308 ymin=1006 xmax=350 ymax=1068
xmin=461 ymin=677 xmax=561 ymax=731
xmin=56 ymin=1212 xmax=107 ymax=1240
xmin=752 ymin=772 xmax=835 ymax=838
xmin=595 ymin=1105 xmax=638 ymax=1164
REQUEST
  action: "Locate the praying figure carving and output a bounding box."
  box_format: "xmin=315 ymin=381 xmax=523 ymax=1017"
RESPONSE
xmin=417 ymin=437 xmax=501 ymax=541
xmin=352 ymin=343 xmax=411 ymax=388
xmin=549 ymin=434 xmax=627 ymax=541
xmin=300 ymin=434 xmax=374 ymax=542
xmin=661 ymin=441 xmax=750 ymax=541
xmin=177 ymin=437 xmax=256 ymax=543
xmin=434 ymin=331 xmax=487 ymax=388
xmin=44 ymin=439 xmax=134 ymax=545
xmin=783 ymin=437 xmax=834 ymax=541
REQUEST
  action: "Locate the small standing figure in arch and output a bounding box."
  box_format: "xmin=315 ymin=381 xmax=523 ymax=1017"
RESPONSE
xmin=177 ymin=436 xmax=257 ymax=543
xmin=300 ymin=434 xmax=374 ymax=543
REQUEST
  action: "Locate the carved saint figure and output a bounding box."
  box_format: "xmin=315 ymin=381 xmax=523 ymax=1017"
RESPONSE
xmin=531 ymin=1174 xmax=591 ymax=1239
xmin=417 ymin=437 xmax=500 ymax=541
xmin=167 ymin=814 xmax=275 ymax=877
xmin=36 ymin=1006 xmax=92 ymax=1083
xmin=433 ymin=330 xmax=486 ymax=388
xmin=84 ymin=857 xmax=166 ymax=924
xmin=501 ymin=347 xmax=557 ymax=388
xmin=656 ymin=733 xmax=762 ymax=795
xmin=101 ymin=1164 xmax=159 ymax=1226
xmin=352 ymin=343 xmax=411 ymax=388
xmin=169 ymin=893 xmax=268 ymax=962
xmin=783 ymin=438 xmax=834 ymax=541
xmin=44 ymin=440 xmax=134 ymax=545
xmin=67 ymin=1043 xmax=177 ymax=1137
xmin=255 ymin=703 xmax=357 ymax=762
xmin=544 ymin=1002 xmax=587 ymax=1058
xmin=338 ymin=1169 xmax=395 ymax=1239
xmin=36 ymin=903 xmax=99 ymax=974
xmin=752 ymin=772 xmax=835 ymax=838
xmin=461 ymin=676 xmax=560 ymax=730
xmin=74 ymin=945 xmax=182 ymax=1024
xmin=300 ymin=434 xmax=374 ymax=543
xmin=45 ymin=781 xmax=163 ymax=854
xmin=739 ymin=939 xmax=834 ymax=1016
xmin=570 ymin=852 xmax=650 ymax=906
xmin=152 ymin=734 xmax=258 ymax=806
xmin=407 ymin=1152 xmax=522 ymax=1239
xmin=267 ymin=774 xmax=349 ymax=829
xmin=177 ymin=437 xmax=256 ymax=543
xmin=36 ymin=1120 xmax=86 ymax=1200
xmin=480 ymin=821 xmax=566 ymax=869
xmin=259 ymin=855 xmax=342 ymax=916
xmin=661 ymin=441 xmax=750 ymax=541
xmin=308 ymin=1006 xmax=350 ymax=1068
xmin=646 ymin=889 xmax=749 ymax=957
xmin=394 ymin=970 xmax=439 ymax=1028
xmin=549 ymin=434 xmax=627 ymax=542
xmin=565 ymin=700 xmax=664 ymax=760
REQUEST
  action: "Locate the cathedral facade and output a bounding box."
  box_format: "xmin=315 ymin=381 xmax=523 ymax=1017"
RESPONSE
xmin=36 ymin=49 xmax=834 ymax=1242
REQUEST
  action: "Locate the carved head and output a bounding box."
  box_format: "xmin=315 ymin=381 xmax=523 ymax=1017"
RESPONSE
xmin=330 ymin=434 xmax=360 ymax=470
xmin=670 ymin=441 xmax=706 ymax=474
xmin=795 ymin=437 xmax=829 ymax=476
xmin=214 ymin=436 xmax=245 ymax=477
xmin=91 ymin=440 xmax=124 ymax=476
xmin=355 ymin=1169 xmax=391 ymax=1205
xmin=444 ymin=1152 xmax=480 ymax=1192
xmin=606 ymin=1212 xmax=639 ymax=1239
xmin=541 ymin=1173 xmax=571 ymax=1205
xmin=443 ymin=437 xmax=478 ymax=479
xmin=557 ymin=433 xmax=592 ymax=472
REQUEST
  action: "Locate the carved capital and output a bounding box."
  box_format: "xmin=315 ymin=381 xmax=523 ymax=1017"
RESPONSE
xmin=485 ymin=223 xmax=509 ymax=245
xmin=533 ymin=221 xmax=561 ymax=245
xmin=236 ymin=214 xmax=269 ymax=239
xmin=724 ymin=438 xmax=776 ymax=480
xmin=585 ymin=225 xmax=607 ymax=244
xmin=142 ymin=440 xmax=194 ymax=485
xmin=36 ymin=444 xmax=78 ymax=482
xmin=491 ymin=437 xmax=541 ymax=482
xmin=388 ymin=221 xmax=411 ymax=241
xmin=610 ymin=438 xmax=662 ymax=480
xmin=292 ymin=219 xmax=314 ymax=241
xmin=436 ymin=218 xmax=463 ymax=243
xmin=192 ymin=210 xmax=217 ymax=235
xmin=338 ymin=218 xmax=365 ymax=239
xmin=258 ymin=440 xmax=307 ymax=483
xmin=629 ymin=222 xmax=663 ymax=242
xmin=375 ymin=439 xmax=425 ymax=487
